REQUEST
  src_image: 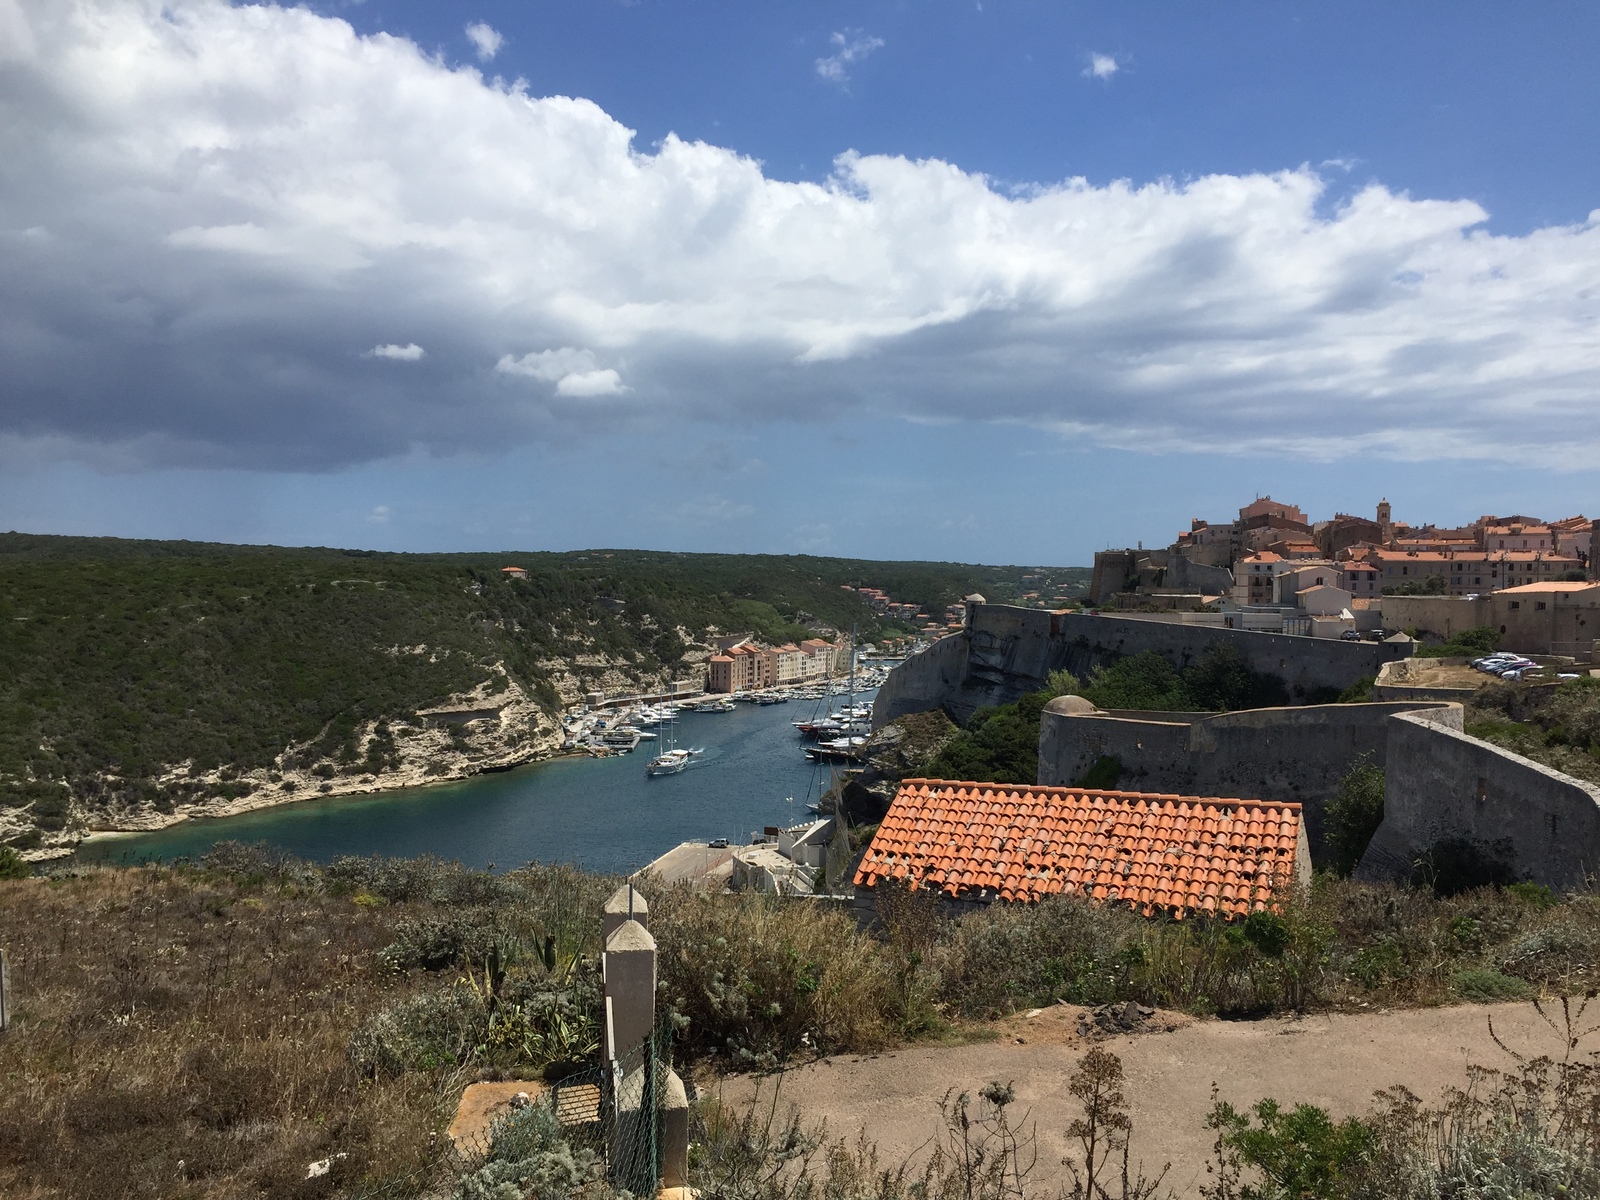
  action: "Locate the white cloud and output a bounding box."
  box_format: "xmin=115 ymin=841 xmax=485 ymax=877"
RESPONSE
xmin=496 ymin=348 xmax=627 ymax=395
xmin=368 ymin=504 xmax=390 ymax=523
xmin=496 ymin=347 xmax=597 ymax=382
xmin=365 ymin=342 xmax=425 ymax=361
xmin=816 ymin=30 xmax=884 ymax=84
xmin=3 ymin=0 xmax=1600 ymax=472
xmin=1084 ymin=53 xmax=1119 ymax=80
xmin=464 ymin=21 xmax=502 ymax=62
xmin=556 ymin=368 xmax=625 ymax=397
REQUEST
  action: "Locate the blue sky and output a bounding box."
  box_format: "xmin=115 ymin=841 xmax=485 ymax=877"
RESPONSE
xmin=2 ymin=1 xmax=1598 ymax=563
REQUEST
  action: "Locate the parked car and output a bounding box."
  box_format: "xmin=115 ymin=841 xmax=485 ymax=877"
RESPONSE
xmin=1340 ymin=629 xmax=1362 ymax=640
xmin=708 ymin=837 xmax=729 ymax=849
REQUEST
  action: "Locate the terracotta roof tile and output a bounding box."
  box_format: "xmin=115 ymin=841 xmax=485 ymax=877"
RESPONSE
xmin=854 ymin=778 xmax=1304 ymax=920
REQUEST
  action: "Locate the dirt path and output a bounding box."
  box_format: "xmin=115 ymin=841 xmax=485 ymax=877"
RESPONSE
xmin=713 ymin=1001 xmax=1557 ymax=1195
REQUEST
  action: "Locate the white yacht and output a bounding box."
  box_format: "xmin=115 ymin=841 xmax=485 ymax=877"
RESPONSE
xmin=647 ymin=747 xmax=691 ymax=776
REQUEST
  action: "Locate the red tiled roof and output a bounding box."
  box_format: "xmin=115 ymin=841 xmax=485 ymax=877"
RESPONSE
xmin=855 ymin=779 xmax=1303 ymax=919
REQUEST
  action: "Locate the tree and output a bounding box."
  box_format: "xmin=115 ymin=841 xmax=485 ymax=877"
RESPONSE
xmin=1324 ymin=755 xmax=1385 ymax=875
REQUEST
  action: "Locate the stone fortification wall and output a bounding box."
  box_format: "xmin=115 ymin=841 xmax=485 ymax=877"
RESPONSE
xmin=874 ymin=604 xmax=1409 ymax=727
xmin=1038 ymin=700 xmax=1453 ymax=856
xmin=1358 ymin=710 xmax=1600 ymax=890
xmin=1163 ymin=556 xmax=1235 ymax=595
xmin=1382 ymin=596 xmax=1489 ymax=642
xmin=872 ymin=632 xmax=970 ymax=727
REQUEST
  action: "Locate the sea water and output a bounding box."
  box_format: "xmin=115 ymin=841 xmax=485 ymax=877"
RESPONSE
xmin=77 ymin=695 xmax=861 ymax=874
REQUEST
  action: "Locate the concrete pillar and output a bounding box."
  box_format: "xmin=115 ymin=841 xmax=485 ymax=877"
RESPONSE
xmin=602 ymin=918 xmax=656 ymax=1064
xmin=603 ymin=883 xmax=649 ymax=944
xmin=659 ymin=1069 xmax=691 ymax=1190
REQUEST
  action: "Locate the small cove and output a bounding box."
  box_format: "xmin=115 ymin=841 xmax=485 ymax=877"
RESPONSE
xmin=77 ymin=696 xmax=861 ymax=874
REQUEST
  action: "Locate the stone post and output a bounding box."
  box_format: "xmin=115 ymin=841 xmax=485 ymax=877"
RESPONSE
xmin=603 ymin=883 xmax=649 ymax=944
xmin=602 ymin=918 xmax=656 ymax=1062
xmin=604 ymin=918 xmax=658 ymax=1191
xmin=659 ymin=1069 xmax=691 ymax=1190
xmin=0 ymin=947 xmax=9 ymax=1034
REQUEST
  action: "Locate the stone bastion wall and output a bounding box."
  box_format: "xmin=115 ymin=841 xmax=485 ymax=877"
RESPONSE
xmin=1358 ymin=709 xmax=1600 ymax=890
xmin=1037 ymin=696 xmax=1600 ymax=888
xmin=874 ymin=604 xmax=1409 ymax=728
xmin=1037 ymin=699 xmax=1455 ymax=858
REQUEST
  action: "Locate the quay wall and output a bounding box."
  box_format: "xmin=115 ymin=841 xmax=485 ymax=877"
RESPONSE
xmin=875 ymin=604 xmax=1409 ymax=727
xmin=1038 ymin=700 xmax=1454 ymax=857
xmin=1358 ymin=710 xmax=1600 ymax=890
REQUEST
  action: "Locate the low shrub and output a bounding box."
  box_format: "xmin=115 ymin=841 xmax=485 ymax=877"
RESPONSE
xmin=651 ymin=887 xmax=898 ymax=1068
xmin=455 ymin=1099 xmax=604 ymax=1200
xmin=0 ymin=845 xmax=30 ymax=879
xmin=1450 ymin=967 xmax=1529 ymax=1002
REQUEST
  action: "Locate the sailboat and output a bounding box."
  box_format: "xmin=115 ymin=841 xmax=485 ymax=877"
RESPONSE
xmin=647 ymin=708 xmax=697 ymax=775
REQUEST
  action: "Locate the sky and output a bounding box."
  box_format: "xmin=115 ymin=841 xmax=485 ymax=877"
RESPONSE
xmin=1 ymin=0 xmax=1598 ymax=565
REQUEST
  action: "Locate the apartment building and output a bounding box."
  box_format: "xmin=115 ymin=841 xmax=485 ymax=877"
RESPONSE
xmin=1361 ymin=548 xmax=1581 ymax=596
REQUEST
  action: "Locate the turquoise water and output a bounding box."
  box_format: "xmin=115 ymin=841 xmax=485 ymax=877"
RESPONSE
xmin=77 ymin=696 xmax=860 ymax=874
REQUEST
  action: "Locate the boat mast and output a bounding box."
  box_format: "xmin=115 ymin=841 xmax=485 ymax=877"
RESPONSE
xmin=848 ymin=623 xmax=856 ymax=710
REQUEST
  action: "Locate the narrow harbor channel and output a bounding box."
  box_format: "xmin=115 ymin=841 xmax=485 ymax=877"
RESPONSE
xmin=76 ymin=694 xmax=870 ymax=875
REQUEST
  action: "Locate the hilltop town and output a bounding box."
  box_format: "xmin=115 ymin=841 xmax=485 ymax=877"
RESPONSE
xmin=1091 ymin=498 xmax=1599 ymax=654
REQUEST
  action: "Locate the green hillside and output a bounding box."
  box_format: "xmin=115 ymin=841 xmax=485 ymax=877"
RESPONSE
xmin=0 ymin=533 xmax=1087 ymax=846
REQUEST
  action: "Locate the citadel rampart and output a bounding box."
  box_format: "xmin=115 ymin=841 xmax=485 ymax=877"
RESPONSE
xmin=874 ymin=604 xmax=1409 ymax=727
xmin=1037 ymin=696 xmax=1600 ymax=888
xmin=1358 ymin=709 xmax=1600 ymax=890
xmin=1038 ymin=699 xmax=1453 ymax=856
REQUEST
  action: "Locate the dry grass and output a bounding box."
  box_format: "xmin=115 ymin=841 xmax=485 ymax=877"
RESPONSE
xmin=0 ymin=854 xmax=615 ymax=1200
xmin=6 ymin=851 xmax=1600 ymax=1198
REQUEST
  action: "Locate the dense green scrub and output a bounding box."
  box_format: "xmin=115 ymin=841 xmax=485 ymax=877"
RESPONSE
xmin=924 ymin=645 xmax=1289 ymax=785
xmin=1465 ymin=676 xmax=1600 ymax=786
xmin=0 ymin=533 xmax=1083 ymax=837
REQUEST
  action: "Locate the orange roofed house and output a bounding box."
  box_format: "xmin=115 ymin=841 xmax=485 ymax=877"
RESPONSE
xmin=854 ymin=779 xmax=1311 ymax=921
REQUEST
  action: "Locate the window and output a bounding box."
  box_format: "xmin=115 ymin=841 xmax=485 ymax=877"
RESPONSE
xmin=1536 ymin=602 xmax=1547 ymax=611
xmin=1509 ymin=601 xmax=1520 ymax=610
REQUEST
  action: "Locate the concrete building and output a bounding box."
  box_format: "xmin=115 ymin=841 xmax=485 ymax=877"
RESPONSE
xmin=1363 ymin=548 xmax=1580 ymax=596
xmin=1296 ymin=584 xmax=1353 ymax=617
xmin=1489 ymin=582 xmax=1600 ymax=658
xmin=1484 ymin=522 xmax=1553 ymax=552
xmin=1381 ymin=583 xmax=1600 ymax=658
xmin=706 ymin=642 xmax=773 ymax=692
xmin=1233 ymin=552 xmax=1283 ymax=606
xmin=764 ymin=643 xmax=806 ymax=684
xmin=1342 ymin=562 xmax=1381 ymax=599
xmin=1272 ymin=562 xmax=1341 ymax=606
xmin=799 ymin=637 xmax=848 ymax=677
xmin=706 ymin=654 xmax=735 ymax=693
xmin=1240 ymin=496 xmax=1309 ymax=526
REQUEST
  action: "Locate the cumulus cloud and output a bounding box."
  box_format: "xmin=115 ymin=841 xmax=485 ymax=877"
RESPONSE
xmin=464 ymin=21 xmax=502 ymax=62
xmin=366 ymin=343 xmax=425 ymax=361
xmin=496 ymin=348 xmax=627 ymax=396
xmin=2 ymin=0 xmax=1600 ymax=472
xmin=1084 ymin=53 xmax=1119 ymax=80
xmin=816 ymin=29 xmax=884 ymax=84
xmin=368 ymin=504 xmax=390 ymax=523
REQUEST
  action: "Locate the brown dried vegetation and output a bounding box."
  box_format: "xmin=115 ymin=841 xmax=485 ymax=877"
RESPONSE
xmin=0 ymin=853 xmax=612 ymax=1200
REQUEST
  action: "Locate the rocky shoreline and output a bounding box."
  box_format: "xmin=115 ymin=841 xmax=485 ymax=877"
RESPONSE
xmin=17 ymin=671 xmax=574 ymax=861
